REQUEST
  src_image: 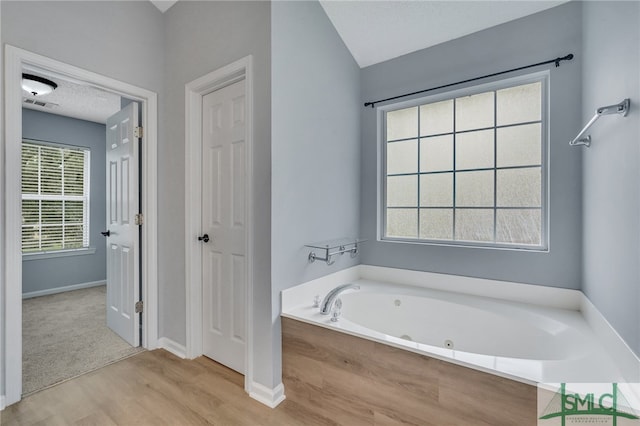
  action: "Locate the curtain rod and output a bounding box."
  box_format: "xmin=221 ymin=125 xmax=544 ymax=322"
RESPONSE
xmin=363 ymin=53 xmax=574 ymax=108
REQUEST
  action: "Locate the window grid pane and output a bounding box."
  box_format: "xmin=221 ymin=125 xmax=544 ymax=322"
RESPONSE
xmin=384 ymin=78 xmax=544 ymax=248
xmin=21 ymin=141 xmax=90 ymax=253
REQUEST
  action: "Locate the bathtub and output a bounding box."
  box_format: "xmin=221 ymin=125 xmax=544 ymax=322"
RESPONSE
xmin=281 ymin=266 xmax=638 ymax=386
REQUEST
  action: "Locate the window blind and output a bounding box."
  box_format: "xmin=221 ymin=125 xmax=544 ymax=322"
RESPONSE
xmin=21 ymin=141 xmax=90 ymax=253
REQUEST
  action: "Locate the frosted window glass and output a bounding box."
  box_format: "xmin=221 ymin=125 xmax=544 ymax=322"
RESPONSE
xmin=387 ymin=175 xmax=417 ymax=207
xmin=387 ymin=140 xmax=417 ymax=174
xmin=387 ymin=107 xmax=418 ymax=141
xmin=497 ymin=124 xmax=541 ymax=167
xmin=420 ymin=173 xmax=453 ymax=207
xmin=496 ymin=209 xmax=541 ymax=245
xmin=455 ymin=209 xmax=493 ymax=242
xmin=456 ymin=171 xmax=494 ymax=207
xmin=456 ymin=129 xmax=494 ymax=170
xmin=420 ymin=99 xmax=453 ymax=136
xmin=387 ymin=209 xmax=418 ymax=238
xmin=455 ymin=92 xmax=494 ymax=131
xmin=420 ymin=209 xmax=453 ymax=240
xmin=497 ymin=82 xmax=541 ymax=126
xmin=420 ymin=135 xmax=453 ymax=172
xmin=382 ymin=77 xmax=546 ymax=248
xmin=496 ymin=167 xmax=540 ymax=207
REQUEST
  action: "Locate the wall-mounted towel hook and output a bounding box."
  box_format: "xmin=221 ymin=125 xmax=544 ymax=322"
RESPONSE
xmin=570 ymin=98 xmax=630 ymax=147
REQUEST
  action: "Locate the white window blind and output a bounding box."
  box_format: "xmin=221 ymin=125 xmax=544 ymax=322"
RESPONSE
xmin=21 ymin=141 xmax=90 ymax=253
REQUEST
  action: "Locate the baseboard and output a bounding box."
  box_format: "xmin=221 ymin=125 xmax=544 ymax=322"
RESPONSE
xmin=249 ymin=382 xmax=286 ymax=408
xmin=158 ymin=337 xmax=187 ymax=359
xmin=0 ymin=394 xmax=5 ymax=410
xmin=580 ymin=294 xmax=640 ymax=383
xmin=22 ymin=280 xmax=106 ymax=299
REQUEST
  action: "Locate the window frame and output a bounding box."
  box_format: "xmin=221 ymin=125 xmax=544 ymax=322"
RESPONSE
xmin=21 ymin=138 xmax=92 ymax=256
xmin=378 ymin=71 xmax=550 ymax=251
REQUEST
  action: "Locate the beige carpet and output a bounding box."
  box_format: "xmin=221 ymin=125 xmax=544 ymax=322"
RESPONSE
xmin=22 ymin=285 xmax=144 ymax=395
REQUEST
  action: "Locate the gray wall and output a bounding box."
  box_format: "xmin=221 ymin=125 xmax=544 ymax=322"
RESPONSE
xmin=360 ymin=2 xmax=583 ymax=289
xmin=272 ymin=1 xmax=360 ymax=385
xmin=21 ymin=109 xmax=106 ymax=294
xmin=1 ymin=1 xmax=164 ymax=400
xmin=1 ymin=1 xmax=164 ymax=93
xmin=581 ymin=1 xmax=640 ymax=355
xmin=163 ymin=1 xmax=273 ymax=386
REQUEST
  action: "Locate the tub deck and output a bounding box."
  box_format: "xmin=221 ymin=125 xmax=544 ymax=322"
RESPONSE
xmin=282 ymin=277 xmax=626 ymax=386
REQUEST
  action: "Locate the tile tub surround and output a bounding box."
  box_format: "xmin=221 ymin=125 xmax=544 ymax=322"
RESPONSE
xmin=281 ymin=265 xmax=640 ymax=385
xmin=282 ymin=317 xmax=538 ymax=425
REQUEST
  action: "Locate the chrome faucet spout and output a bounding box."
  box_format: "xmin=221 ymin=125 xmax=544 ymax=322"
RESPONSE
xmin=319 ymin=283 xmax=360 ymax=315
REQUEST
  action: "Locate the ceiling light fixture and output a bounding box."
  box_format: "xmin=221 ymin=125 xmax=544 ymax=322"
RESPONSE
xmin=22 ymin=73 xmax=58 ymax=96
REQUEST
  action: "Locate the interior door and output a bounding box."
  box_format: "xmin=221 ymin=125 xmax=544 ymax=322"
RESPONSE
xmin=201 ymin=80 xmax=246 ymax=374
xmin=104 ymin=102 xmax=140 ymax=347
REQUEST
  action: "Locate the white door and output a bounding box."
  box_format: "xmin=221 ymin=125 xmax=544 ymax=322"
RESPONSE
xmin=104 ymin=102 xmax=140 ymax=347
xmin=201 ymin=80 xmax=246 ymax=373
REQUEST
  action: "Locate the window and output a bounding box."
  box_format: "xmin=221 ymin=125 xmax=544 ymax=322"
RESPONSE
xmin=21 ymin=141 xmax=90 ymax=253
xmin=382 ymin=75 xmax=546 ymax=249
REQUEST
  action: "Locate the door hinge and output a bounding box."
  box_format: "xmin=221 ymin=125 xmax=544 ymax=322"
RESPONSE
xmin=134 ymin=126 xmax=143 ymax=139
xmin=135 ymin=213 xmax=144 ymax=226
xmin=135 ymin=300 xmax=143 ymax=314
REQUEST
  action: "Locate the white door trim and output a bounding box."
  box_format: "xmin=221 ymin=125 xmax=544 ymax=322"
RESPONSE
xmin=185 ymin=55 xmax=254 ymax=394
xmin=1 ymin=45 xmax=159 ymax=407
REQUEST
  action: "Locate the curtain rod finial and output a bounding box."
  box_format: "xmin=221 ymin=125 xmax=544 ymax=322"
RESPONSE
xmin=555 ymin=53 xmax=574 ymax=67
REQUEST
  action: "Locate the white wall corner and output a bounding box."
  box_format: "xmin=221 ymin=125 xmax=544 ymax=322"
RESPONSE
xmin=157 ymin=337 xmax=187 ymax=359
xmin=249 ymin=382 xmax=286 ymax=408
xmin=0 ymin=395 xmax=5 ymax=411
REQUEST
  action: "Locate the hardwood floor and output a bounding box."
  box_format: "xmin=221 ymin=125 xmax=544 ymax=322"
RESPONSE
xmin=1 ymin=350 xmax=320 ymax=426
xmin=3 ymin=336 xmax=537 ymax=426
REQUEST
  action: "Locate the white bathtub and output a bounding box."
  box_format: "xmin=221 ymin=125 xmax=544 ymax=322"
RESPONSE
xmin=281 ymin=266 xmax=639 ymax=385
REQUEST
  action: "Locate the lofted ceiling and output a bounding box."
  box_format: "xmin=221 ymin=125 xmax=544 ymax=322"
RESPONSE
xmin=31 ymin=1 xmax=569 ymax=123
xmin=152 ymin=1 xmax=568 ymax=68
xmin=150 ymin=0 xmax=178 ymax=13
xmin=318 ymin=0 xmax=569 ymax=68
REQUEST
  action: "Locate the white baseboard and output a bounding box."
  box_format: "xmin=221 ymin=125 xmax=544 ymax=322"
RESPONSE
xmin=158 ymin=337 xmax=187 ymax=359
xmin=22 ymin=280 xmax=106 ymax=299
xmin=249 ymin=382 xmax=285 ymax=408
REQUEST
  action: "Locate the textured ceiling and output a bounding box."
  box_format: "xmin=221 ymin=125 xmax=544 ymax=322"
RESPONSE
xmin=22 ymin=68 xmax=121 ymax=124
xmin=319 ymin=1 xmax=568 ymax=68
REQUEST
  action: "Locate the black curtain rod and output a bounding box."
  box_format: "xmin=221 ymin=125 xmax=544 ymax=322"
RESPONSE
xmin=364 ymin=53 xmax=574 ymax=108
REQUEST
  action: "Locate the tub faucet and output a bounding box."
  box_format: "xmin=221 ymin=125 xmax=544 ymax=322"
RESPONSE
xmin=319 ymin=283 xmax=360 ymax=315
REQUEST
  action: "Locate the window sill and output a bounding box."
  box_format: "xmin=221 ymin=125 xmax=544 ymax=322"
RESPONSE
xmin=23 ymin=247 xmax=97 ymax=261
xmin=379 ymin=237 xmax=549 ymax=253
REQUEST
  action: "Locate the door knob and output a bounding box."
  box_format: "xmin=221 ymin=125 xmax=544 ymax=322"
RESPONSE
xmin=198 ymin=234 xmax=210 ymax=243
xmin=101 ymin=230 xmax=111 ymax=237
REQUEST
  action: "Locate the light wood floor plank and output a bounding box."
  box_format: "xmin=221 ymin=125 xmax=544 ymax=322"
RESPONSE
xmin=2 ymin=350 xmax=320 ymax=426
xmin=3 ymin=335 xmax=539 ymax=426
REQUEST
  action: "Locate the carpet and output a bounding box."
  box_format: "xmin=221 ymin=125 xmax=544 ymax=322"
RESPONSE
xmin=22 ymin=285 xmax=144 ymax=395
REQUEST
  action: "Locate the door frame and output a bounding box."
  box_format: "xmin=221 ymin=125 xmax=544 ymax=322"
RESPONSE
xmin=185 ymin=56 xmax=254 ymax=394
xmin=1 ymin=45 xmax=159 ymax=407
